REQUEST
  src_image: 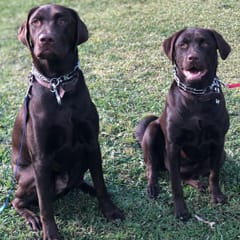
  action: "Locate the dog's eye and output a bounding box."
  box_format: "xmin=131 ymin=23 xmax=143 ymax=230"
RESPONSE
xmin=57 ymin=17 xmax=67 ymax=25
xmin=199 ymin=39 xmax=209 ymax=47
xmin=201 ymin=41 xmax=209 ymax=47
xmin=180 ymin=42 xmax=188 ymax=49
xmin=31 ymin=18 xmax=42 ymax=26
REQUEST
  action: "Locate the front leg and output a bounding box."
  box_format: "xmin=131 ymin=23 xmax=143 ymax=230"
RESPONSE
xmin=209 ymin=145 xmax=226 ymax=204
xmin=167 ymin=142 xmax=190 ymax=221
xmin=33 ymin=161 xmax=61 ymax=240
xmin=88 ymin=144 xmax=124 ymax=220
xmin=28 ymin=123 xmax=62 ymax=240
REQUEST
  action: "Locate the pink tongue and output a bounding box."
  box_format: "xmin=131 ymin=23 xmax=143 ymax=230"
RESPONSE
xmin=183 ymin=70 xmax=202 ymax=80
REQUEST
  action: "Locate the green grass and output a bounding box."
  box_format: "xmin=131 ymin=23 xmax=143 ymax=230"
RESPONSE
xmin=0 ymin=0 xmax=240 ymax=239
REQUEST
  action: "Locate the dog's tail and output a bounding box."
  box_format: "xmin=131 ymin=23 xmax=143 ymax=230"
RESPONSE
xmin=134 ymin=115 xmax=158 ymax=146
xmin=135 ymin=115 xmax=166 ymax=171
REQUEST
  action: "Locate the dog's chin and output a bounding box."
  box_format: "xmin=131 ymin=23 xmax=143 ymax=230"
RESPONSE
xmin=183 ymin=69 xmax=208 ymax=81
xmin=36 ymin=50 xmax=62 ymax=61
xmin=34 ymin=45 xmax=65 ymax=60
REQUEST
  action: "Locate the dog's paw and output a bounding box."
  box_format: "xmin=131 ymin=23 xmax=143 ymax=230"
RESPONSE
xmin=174 ymin=201 xmax=191 ymax=222
xmin=101 ymin=201 xmax=124 ymax=221
xmin=175 ymin=210 xmax=191 ymax=222
xmin=183 ymin=179 xmax=208 ymax=193
xmin=43 ymin=222 xmax=63 ymax=240
xmin=211 ymin=193 xmax=227 ymax=204
xmin=147 ymin=183 xmax=159 ymax=199
xmin=43 ymin=233 xmax=63 ymax=240
xmin=104 ymin=207 xmax=125 ymax=221
xmin=43 ymin=235 xmax=62 ymax=240
xmin=24 ymin=211 xmax=42 ymax=231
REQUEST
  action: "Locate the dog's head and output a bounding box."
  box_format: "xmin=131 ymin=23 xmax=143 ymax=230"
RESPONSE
xmin=163 ymin=28 xmax=231 ymax=85
xmin=18 ymin=4 xmax=88 ymax=61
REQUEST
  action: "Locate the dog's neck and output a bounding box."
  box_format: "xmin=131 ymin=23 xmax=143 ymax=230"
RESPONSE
xmin=27 ymin=53 xmax=80 ymax=106
xmin=32 ymin=50 xmax=79 ymax=78
xmin=173 ymin=65 xmax=223 ymax=104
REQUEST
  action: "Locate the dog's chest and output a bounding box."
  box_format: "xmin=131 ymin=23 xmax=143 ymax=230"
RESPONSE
xmin=47 ymin=116 xmax=95 ymax=173
xmin=171 ymin=112 xmax=222 ymax=154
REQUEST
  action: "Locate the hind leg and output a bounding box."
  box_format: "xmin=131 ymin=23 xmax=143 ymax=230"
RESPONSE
xmin=12 ymin=190 xmax=41 ymax=231
xmin=11 ymin=108 xmax=41 ymax=230
xmin=12 ymin=169 xmax=41 ymax=231
xmin=183 ymin=179 xmax=208 ymax=193
xmin=142 ymin=120 xmax=165 ymax=198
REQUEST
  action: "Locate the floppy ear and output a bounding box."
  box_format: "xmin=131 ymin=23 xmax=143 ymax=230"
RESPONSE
xmin=210 ymin=29 xmax=231 ymax=60
xmin=18 ymin=21 xmax=29 ymax=47
xmin=71 ymin=9 xmax=88 ymax=45
xmin=76 ymin=17 xmax=88 ymax=45
xmin=18 ymin=7 xmax=38 ymax=49
xmin=162 ymin=29 xmax=186 ymax=63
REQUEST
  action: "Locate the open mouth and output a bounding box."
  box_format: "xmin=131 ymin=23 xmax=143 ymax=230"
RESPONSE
xmin=183 ymin=67 xmax=207 ymax=81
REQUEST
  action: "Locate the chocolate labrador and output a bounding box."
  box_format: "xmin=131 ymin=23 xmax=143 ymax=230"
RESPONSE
xmin=12 ymin=4 xmax=123 ymax=239
xmin=135 ymin=28 xmax=231 ymax=220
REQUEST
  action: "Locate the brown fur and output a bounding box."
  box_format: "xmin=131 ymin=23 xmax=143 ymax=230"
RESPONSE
xmin=135 ymin=28 xmax=231 ymax=220
xmin=12 ymin=4 xmax=123 ymax=239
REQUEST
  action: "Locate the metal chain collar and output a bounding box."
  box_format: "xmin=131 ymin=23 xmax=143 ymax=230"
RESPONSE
xmin=173 ymin=65 xmax=223 ymax=96
xmin=31 ymin=61 xmax=80 ymax=105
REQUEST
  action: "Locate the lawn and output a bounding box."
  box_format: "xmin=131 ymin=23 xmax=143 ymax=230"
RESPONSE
xmin=0 ymin=0 xmax=240 ymax=239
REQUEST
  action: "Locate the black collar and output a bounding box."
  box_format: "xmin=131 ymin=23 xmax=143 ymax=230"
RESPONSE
xmin=173 ymin=65 xmax=223 ymax=104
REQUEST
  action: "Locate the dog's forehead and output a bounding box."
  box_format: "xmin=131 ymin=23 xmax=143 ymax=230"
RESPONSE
xmin=29 ymin=4 xmax=72 ymax=20
xmin=177 ymin=28 xmax=214 ymax=42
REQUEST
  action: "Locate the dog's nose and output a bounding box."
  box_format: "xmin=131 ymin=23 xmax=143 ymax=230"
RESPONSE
xmin=188 ymin=54 xmax=199 ymax=62
xmin=39 ymin=33 xmax=54 ymax=44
